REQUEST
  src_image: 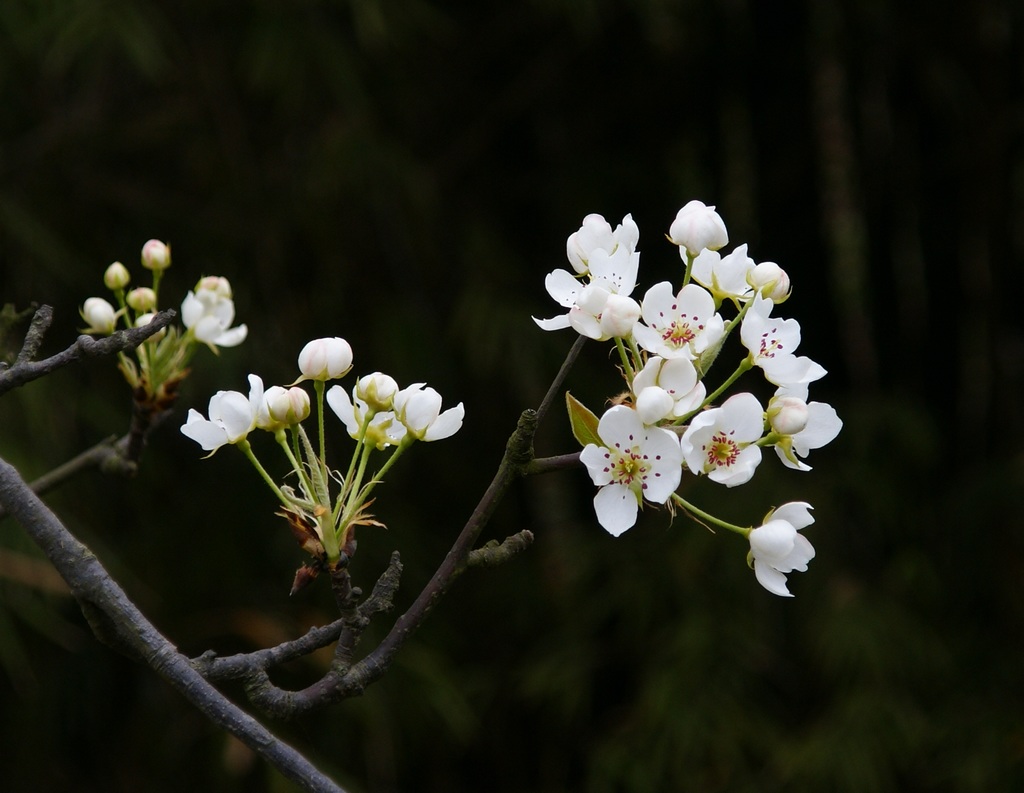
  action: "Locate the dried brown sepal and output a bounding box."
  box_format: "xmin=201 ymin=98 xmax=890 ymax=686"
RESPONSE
xmin=278 ymin=509 xmax=327 ymax=560
xmin=289 ymin=562 xmax=322 ymax=596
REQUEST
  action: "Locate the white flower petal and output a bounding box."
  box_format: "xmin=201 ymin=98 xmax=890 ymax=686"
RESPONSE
xmin=593 ymin=484 xmax=639 ymax=537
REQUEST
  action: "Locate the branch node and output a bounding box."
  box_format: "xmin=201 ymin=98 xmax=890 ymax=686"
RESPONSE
xmin=467 ymin=530 xmax=535 ymax=568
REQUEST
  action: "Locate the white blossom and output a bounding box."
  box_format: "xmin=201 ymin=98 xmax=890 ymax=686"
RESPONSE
xmin=393 ymin=383 xmax=464 ymax=442
xmin=668 ymin=200 xmax=728 ymax=256
xmin=297 ymin=337 xmax=353 ymax=381
xmin=748 ymin=502 xmax=815 ymax=597
xmin=633 ymin=282 xmax=724 ymax=360
xmin=579 ymin=405 xmax=683 ymax=536
xmin=740 ymin=295 xmax=825 ymax=388
xmin=680 ymin=392 xmax=764 ymax=486
xmin=181 ymin=374 xmax=264 ymax=453
xmin=181 ymin=276 xmax=248 ymax=350
xmin=81 ymin=297 xmax=118 ymax=335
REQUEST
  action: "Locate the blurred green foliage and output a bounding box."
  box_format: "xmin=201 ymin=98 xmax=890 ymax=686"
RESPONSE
xmin=1 ymin=0 xmax=1023 ymax=791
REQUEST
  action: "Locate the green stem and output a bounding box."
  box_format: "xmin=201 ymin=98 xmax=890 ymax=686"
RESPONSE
xmin=614 ymin=337 xmax=635 ymax=384
xmin=671 ymin=493 xmax=750 ymax=537
xmin=237 ymin=439 xmax=289 ymax=507
xmin=314 ymin=380 xmax=328 ymax=487
xmin=277 ymin=429 xmax=315 ymax=502
xmin=681 ymin=250 xmax=695 ymax=288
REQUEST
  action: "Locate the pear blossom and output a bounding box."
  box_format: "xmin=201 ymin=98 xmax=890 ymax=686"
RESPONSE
xmin=181 ymin=276 xmax=248 ymax=350
xmin=327 ymin=384 xmax=407 ymax=449
xmin=355 ymin=372 xmax=399 ymax=412
xmin=297 ymin=337 xmax=353 ymax=381
xmin=740 ymin=295 xmax=825 ymax=388
xmin=393 ymin=383 xmax=464 ymax=441
xmin=566 ymin=213 xmax=640 ymax=276
xmin=691 ymin=244 xmax=756 ymax=306
xmin=141 ymin=239 xmax=172 ymax=271
xmin=579 ymin=405 xmax=684 ymax=536
xmin=181 ymin=374 xmax=264 ymax=452
xmin=104 ymin=262 xmax=130 ymax=290
xmin=680 ymin=392 xmax=764 ymax=486
xmin=668 ymin=200 xmax=728 ymax=256
xmin=257 ymin=386 xmax=310 ymax=431
xmin=633 ymin=282 xmax=725 ymax=360
xmin=747 ymin=502 xmax=815 ymax=596
xmin=767 ymin=392 xmax=842 ymax=471
xmin=748 ymin=261 xmax=791 ymax=303
xmin=81 ymin=297 xmax=118 ymax=334
xmin=126 ymin=287 xmax=156 ymax=312
xmin=632 ymin=355 xmax=705 ymax=419
xmin=534 ymin=213 xmax=641 ymax=338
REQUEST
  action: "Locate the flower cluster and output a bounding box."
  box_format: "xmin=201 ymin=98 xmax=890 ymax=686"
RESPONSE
xmin=180 ymin=336 xmax=463 ymax=588
xmin=536 ymin=201 xmax=842 ymax=596
xmin=80 ymin=240 xmax=247 ymax=413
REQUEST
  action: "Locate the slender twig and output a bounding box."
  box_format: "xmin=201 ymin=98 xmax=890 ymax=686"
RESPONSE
xmin=0 ymin=307 xmax=176 ymax=396
xmin=525 ymin=452 xmax=582 ymax=476
xmin=0 ymin=453 xmax=345 ymax=793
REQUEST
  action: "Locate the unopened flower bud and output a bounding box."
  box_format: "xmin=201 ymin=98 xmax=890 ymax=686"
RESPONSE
xmin=668 ymin=200 xmax=728 ymax=256
xmin=126 ymin=287 xmax=157 ymax=312
xmin=81 ymin=297 xmax=117 ymax=334
xmin=635 ymin=386 xmax=674 ymax=425
xmin=259 ymin=386 xmax=311 ymax=429
xmin=749 ymin=261 xmax=791 ymax=303
xmin=356 ymin=372 xmax=399 ymax=412
xmin=141 ymin=239 xmax=172 ymax=271
xmin=104 ymin=262 xmax=131 ymax=290
xmin=297 ymin=337 xmax=353 ymax=381
xmin=599 ymin=294 xmax=641 ymax=338
xmin=768 ymin=396 xmax=809 ymax=435
xmin=195 ymin=275 xmax=232 ymax=298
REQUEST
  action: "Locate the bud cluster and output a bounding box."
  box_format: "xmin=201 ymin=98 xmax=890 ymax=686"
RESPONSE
xmin=181 ymin=336 xmax=464 ymax=588
xmin=79 ymin=240 xmax=248 ymax=414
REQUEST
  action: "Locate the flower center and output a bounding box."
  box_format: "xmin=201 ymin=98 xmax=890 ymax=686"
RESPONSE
xmin=603 ymin=446 xmax=652 ymax=490
xmin=757 ymin=328 xmax=783 ymax=359
xmin=662 ymin=317 xmax=704 ymax=350
xmin=704 ymin=431 xmax=740 ymax=470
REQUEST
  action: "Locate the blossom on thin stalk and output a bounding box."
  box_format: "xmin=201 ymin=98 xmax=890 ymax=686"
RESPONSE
xmin=748 ymin=261 xmax=791 ymax=303
xmin=257 ymin=386 xmax=311 ymax=432
xmin=566 ymin=213 xmax=640 ymax=276
xmin=747 ymin=502 xmax=815 ymax=597
xmin=691 ymin=244 xmax=756 ymax=306
xmin=104 ymin=262 xmax=130 ymax=290
xmin=534 ymin=213 xmax=641 ymax=339
xmin=181 ymin=374 xmax=264 ymax=453
xmin=181 ymin=276 xmax=248 ymax=351
xmin=766 ymin=392 xmax=842 ymax=471
xmin=580 ymin=405 xmax=683 ymax=537
xmin=633 ymin=281 xmax=725 ymax=361
xmin=680 ymin=392 xmax=764 ymax=486
xmin=631 ymin=355 xmax=705 ymax=423
xmin=297 ymin=337 xmax=354 ymax=382
xmin=740 ymin=295 xmax=825 ymax=388
xmin=81 ymin=297 xmax=118 ymax=335
xmin=668 ymin=200 xmax=728 ymax=257
xmin=326 ymin=383 xmax=407 ymax=450
xmin=141 ymin=239 xmax=172 ymax=271
xmin=393 ymin=383 xmax=465 ymax=442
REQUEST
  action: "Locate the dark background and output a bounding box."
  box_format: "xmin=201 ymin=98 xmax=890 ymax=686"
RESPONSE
xmin=1 ymin=1 xmax=1023 ymax=791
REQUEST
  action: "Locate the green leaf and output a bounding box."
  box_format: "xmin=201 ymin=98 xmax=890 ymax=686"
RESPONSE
xmin=566 ymin=391 xmax=602 ymax=448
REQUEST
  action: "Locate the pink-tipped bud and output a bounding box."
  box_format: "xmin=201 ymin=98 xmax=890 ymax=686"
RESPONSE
xmin=141 ymin=239 xmax=172 ymax=271
xmin=104 ymin=262 xmax=131 ymax=290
